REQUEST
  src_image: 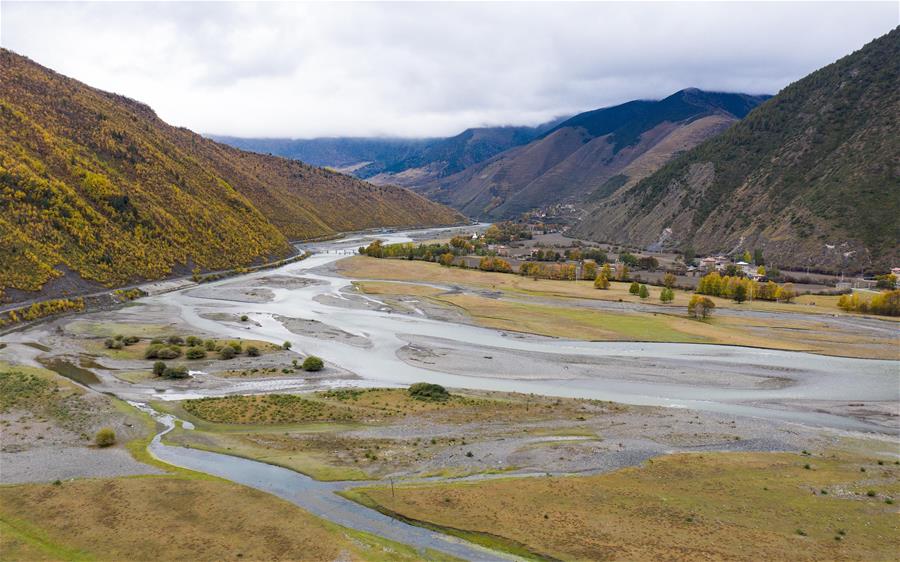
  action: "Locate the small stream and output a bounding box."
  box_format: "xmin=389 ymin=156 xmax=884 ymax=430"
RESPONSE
xmin=131 ymin=402 xmax=512 ymax=561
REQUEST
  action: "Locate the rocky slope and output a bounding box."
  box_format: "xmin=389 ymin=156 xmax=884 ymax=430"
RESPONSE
xmin=418 ymin=89 xmax=768 ymax=218
xmin=574 ymin=28 xmax=899 ymax=272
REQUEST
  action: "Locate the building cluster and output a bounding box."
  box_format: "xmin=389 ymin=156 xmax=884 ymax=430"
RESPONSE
xmin=690 ymin=256 xmax=765 ymax=280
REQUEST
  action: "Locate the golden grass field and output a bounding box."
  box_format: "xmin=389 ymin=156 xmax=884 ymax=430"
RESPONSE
xmin=337 ymin=255 xmax=861 ymax=315
xmin=341 ymin=257 xmax=898 ymax=359
xmin=0 ymin=476 xmax=457 ymax=562
xmin=343 ymin=451 xmax=900 ymax=562
xmin=156 ymin=389 xmax=622 ymax=481
xmin=166 ymin=388 xmax=617 ymax=427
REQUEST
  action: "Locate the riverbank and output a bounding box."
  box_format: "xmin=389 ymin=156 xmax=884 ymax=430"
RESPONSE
xmin=1 ymin=224 xmax=897 ymax=561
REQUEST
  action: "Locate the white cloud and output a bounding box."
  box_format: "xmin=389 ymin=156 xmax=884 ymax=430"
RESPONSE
xmin=2 ymin=1 xmax=896 ymax=137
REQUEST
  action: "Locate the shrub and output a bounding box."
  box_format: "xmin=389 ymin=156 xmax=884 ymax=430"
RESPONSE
xmin=240 ymin=315 xmax=249 ymax=322
xmin=95 ymin=427 xmax=116 ymax=447
xmin=408 ymin=382 xmax=449 ymax=402
xmin=122 ymin=336 xmax=140 ymax=346
xmin=185 ymin=347 xmax=207 ymax=360
xmin=163 ymin=366 xmax=189 ymax=379
xmin=302 ymin=356 xmax=324 ymax=371
xmin=663 ymin=272 xmax=677 ymax=288
xmin=156 ymin=346 xmax=181 ymax=360
xmin=282 ymin=341 xmax=292 ymax=350
xmin=114 ymin=334 xmax=124 ymax=341
xmin=478 ymin=256 xmax=513 ymax=273
xmin=186 ymin=336 xmax=202 ymax=346
xmin=104 ymin=338 xmax=122 ymax=349
xmin=246 ymin=345 xmax=260 ymax=357
xmin=204 ymin=339 xmax=217 ymax=351
xmin=228 ymin=341 xmax=242 ymax=353
xmin=150 ymin=338 xmax=164 ymax=345
xmin=594 ymin=274 xmax=610 ymax=289
xmin=219 ymin=346 xmax=236 ymax=360
xmin=777 ymin=283 xmax=797 ymax=303
xmin=152 ymin=361 xmax=167 ymax=376
xmin=688 ymin=295 xmax=715 ymax=319
xmin=638 ymin=284 xmax=649 ymax=299
xmin=660 ymin=287 xmax=674 ymax=303
xmin=167 ymin=335 xmax=184 ymax=346
xmin=629 ymin=282 xmax=640 ymax=295
xmin=620 ymin=252 xmax=639 ymax=267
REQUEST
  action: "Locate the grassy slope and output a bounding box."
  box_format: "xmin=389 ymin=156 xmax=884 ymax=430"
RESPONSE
xmin=340 ymin=257 xmax=898 ymax=359
xmin=0 ymin=49 xmax=461 ymax=297
xmin=344 ymin=451 xmax=900 ymax=562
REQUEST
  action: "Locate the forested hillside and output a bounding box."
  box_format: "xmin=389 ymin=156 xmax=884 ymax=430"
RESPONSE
xmin=575 ymin=28 xmax=899 ymax=272
xmin=0 ymin=50 xmax=461 ymax=302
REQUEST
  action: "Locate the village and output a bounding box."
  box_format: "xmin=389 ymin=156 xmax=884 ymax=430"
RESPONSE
xmin=441 ymin=221 xmax=900 ymax=300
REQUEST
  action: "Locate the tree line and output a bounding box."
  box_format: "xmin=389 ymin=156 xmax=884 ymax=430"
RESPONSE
xmin=696 ymin=272 xmax=796 ymax=303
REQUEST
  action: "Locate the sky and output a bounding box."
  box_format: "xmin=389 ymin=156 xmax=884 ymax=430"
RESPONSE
xmin=2 ymin=2 xmax=897 ymax=138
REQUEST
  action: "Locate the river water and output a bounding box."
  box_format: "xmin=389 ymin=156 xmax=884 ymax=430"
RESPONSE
xmin=95 ymin=226 xmax=897 ymax=560
xmin=138 ymin=226 xmax=899 ymax=434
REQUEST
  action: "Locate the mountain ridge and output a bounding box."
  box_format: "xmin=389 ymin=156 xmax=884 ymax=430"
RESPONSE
xmin=417 ymin=89 xmax=769 ymax=218
xmin=573 ymin=28 xmax=899 ymax=272
xmin=0 ymin=49 xmax=462 ymax=302
xmin=211 ymin=117 xmax=568 ymax=188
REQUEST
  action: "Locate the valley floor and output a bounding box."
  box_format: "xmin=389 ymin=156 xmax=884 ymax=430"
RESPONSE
xmin=0 ymin=226 xmax=897 ymax=561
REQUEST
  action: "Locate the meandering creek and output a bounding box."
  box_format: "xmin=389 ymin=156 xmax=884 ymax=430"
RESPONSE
xmin=132 ymin=402 xmax=512 ymax=561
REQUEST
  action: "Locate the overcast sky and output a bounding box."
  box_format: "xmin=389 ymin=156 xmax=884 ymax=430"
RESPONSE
xmin=2 ymin=2 xmax=896 ymax=138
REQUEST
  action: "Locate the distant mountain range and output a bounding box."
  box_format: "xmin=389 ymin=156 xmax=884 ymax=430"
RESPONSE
xmin=211 ymin=116 xmax=566 ymax=188
xmin=574 ymin=27 xmax=899 ymax=272
xmin=0 ymin=49 xmax=462 ymax=301
xmin=418 ymin=89 xmax=769 ymax=218
xmin=216 ymin=90 xmax=770 ymax=222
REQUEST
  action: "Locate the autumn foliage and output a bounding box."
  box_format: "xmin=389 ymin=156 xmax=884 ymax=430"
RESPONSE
xmin=0 ymin=49 xmax=460 ymax=298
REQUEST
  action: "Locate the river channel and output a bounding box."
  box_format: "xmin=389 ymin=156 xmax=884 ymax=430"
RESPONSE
xmin=130 ymin=226 xmax=900 ymax=434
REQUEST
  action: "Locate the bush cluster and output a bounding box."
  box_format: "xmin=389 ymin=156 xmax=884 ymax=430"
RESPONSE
xmin=838 ymin=290 xmax=899 ymax=316
xmin=94 ymin=427 xmax=116 ymax=447
xmin=152 ymin=361 xmax=189 ymax=379
xmin=301 ymin=355 xmax=324 ymax=371
xmin=408 ymin=382 xmax=450 ymax=402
